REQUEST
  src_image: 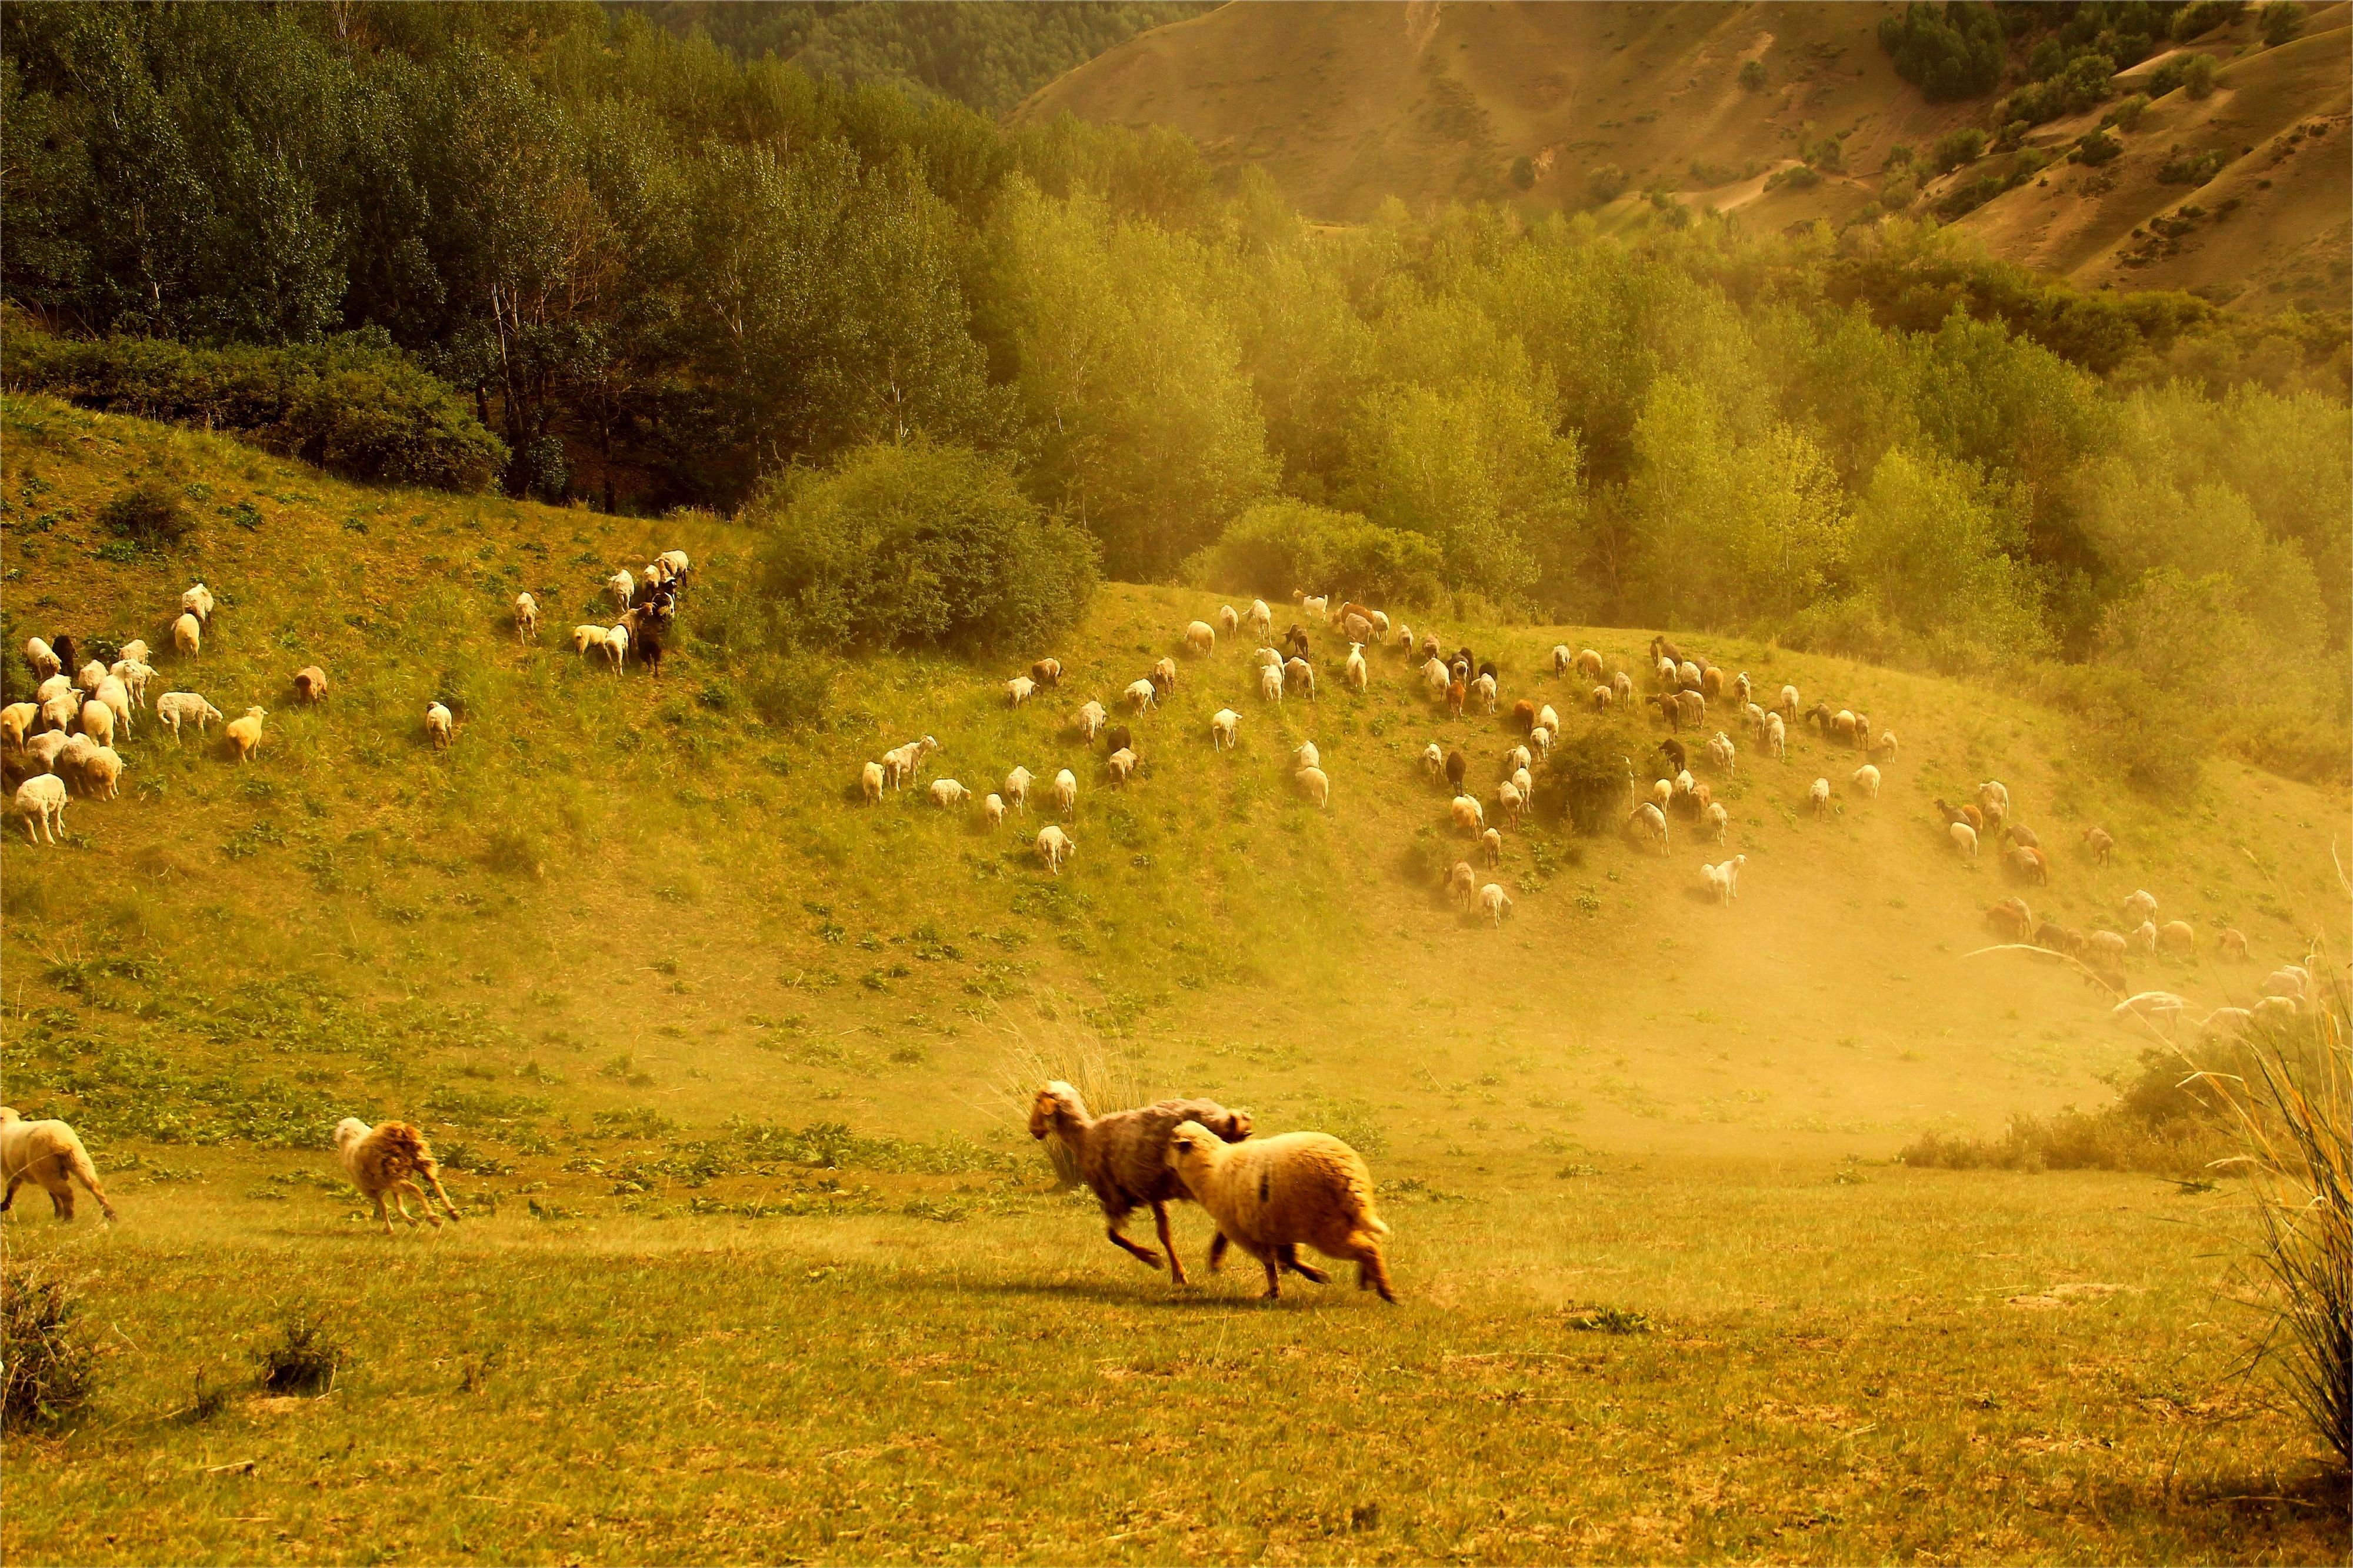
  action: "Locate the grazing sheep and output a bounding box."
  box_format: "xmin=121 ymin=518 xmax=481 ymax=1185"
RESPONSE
xmin=1649 ymin=777 xmax=1672 ymax=812
xmin=1985 ymin=898 xmax=2034 ymax=940
xmin=294 ymin=665 xmax=329 ymax=705
xmin=151 ymin=692 xmax=224 ymax=742
xmin=1295 ymin=765 xmax=1329 ymax=808
xmin=1977 ymin=780 xmax=2010 ymax=822
xmin=1765 ymin=711 xmax=1787 ymax=760
xmin=1550 ymin=645 xmax=1571 ymax=677
xmin=658 ymin=549 xmax=691 ymax=582
xmin=1218 ymin=604 xmax=1239 ymax=635
xmin=25 ymin=638 xmax=61 ymax=680
xmin=1004 ymin=766 xmax=1033 ymax=815
xmin=21 ymin=732 xmax=69 ymax=777
xmin=2082 ymin=827 xmax=2115 ymax=866
xmin=1808 ymin=778 xmax=1831 ymax=818
xmin=1186 ymin=620 xmax=1217 ymax=655
xmin=1247 ymin=599 xmax=1272 ymax=640
xmin=226 ymin=705 xmax=266 ymax=762
xmin=1 ymin=1108 xmax=116 ymax=1222
xmin=1702 ymin=854 xmax=1747 ymax=905
xmin=1498 ymin=780 xmax=1524 ymax=829
xmin=1036 ymin=823 xmax=1075 ymax=875
xmin=2002 ymin=823 xmax=2041 ymax=852
xmin=0 ymin=703 xmax=33 ymax=748
xmin=1852 ymin=763 xmax=1881 ymax=800
xmin=94 ymin=676 xmax=133 ymax=739
xmin=334 ymin=1117 xmax=461 ymax=1234
xmin=1422 ymin=657 xmax=1450 ymax=694
xmin=1122 ymin=678 xmax=1158 ymax=712
xmin=1167 ymin=1121 xmax=1395 ymax=1302
xmin=1028 ymin=1083 xmax=1254 ymax=1286
xmin=1294 ymin=741 xmax=1319 ymax=772
xmin=515 ymin=592 xmax=539 ymax=642
xmin=860 ymin=761 xmax=885 ymax=802
xmin=1448 ymin=860 xmax=1478 ymax=905
xmin=1591 ymin=684 xmax=1614 ymax=712
xmin=1211 ymin=709 xmax=1241 ymax=751
xmin=1106 ymin=749 xmax=1140 ymax=786
xmin=1256 ymin=646 xmax=1285 ymax=670
xmin=1285 ymin=656 xmax=1316 ymax=702
xmin=2157 ymin=920 xmax=2197 ymax=955
xmin=2198 ymin=1007 xmax=2254 ymax=1041
xmin=2122 ymin=889 xmax=2159 ymax=927
xmin=1032 ymin=658 xmax=1063 ymax=689
xmin=15 ymin=776 xmax=67 ymax=843
xmin=1705 ymin=801 xmax=1729 ymax=843
xmin=1006 ymin=675 xmax=1038 ymax=708
xmin=1612 ymin=670 xmax=1635 ymax=706
xmin=1702 ymin=731 xmax=1735 ymax=775
xmin=77 ymin=745 xmax=122 ymax=800
xmin=1344 ymin=643 xmax=1368 ymax=692
xmin=2005 ymin=846 xmax=2049 ymax=885
xmin=983 ymin=793 xmax=1005 ymax=828
xmin=1260 ymin=664 xmax=1285 ymax=703
xmin=1504 ymin=743 xmax=1532 ymax=777
xmin=1470 ymin=673 xmax=1498 ymax=715
xmin=1675 ymin=690 xmax=1705 ymax=730
xmin=76 ymin=659 xmax=108 ymax=696
xmin=572 ymin=623 xmax=605 ymax=657
xmin=2261 ymin=965 xmax=2311 ymax=1006
xmin=1397 ymin=623 xmax=1416 ymax=653
xmin=2111 ymin=992 xmax=2189 ymax=1037
xmin=1949 ymin=820 xmax=1978 ymax=860
xmin=2088 ymin=930 xmax=2129 ymax=961
xmin=172 ymin=613 xmax=202 ymax=659
xmin=1871 ymin=730 xmax=1899 ymax=760
xmin=609 ymin=569 xmax=636 ymax=610
xmin=2132 ymin=920 xmax=2159 ymax=954
xmin=2219 ymin=928 xmax=2248 ymax=960
xmin=1575 ymin=649 xmax=1604 ymax=682
xmin=109 ymin=658 xmax=155 ymax=708
xmin=1284 ymin=626 xmax=1312 ymax=660
xmin=1445 ymin=749 xmax=1467 ymax=791
xmin=1528 ymin=725 xmax=1552 ymax=761
xmin=1481 ymin=826 xmax=1503 ymax=868
xmin=931 ymin=778 xmax=972 ymax=808
xmin=1629 ymin=800 xmax=1669 ymax=855
xmin=1051 ymin=768 xmax=1078 ymax=818
xmin=425 ymin=702 xmax=454 ymax=749
xmin=181 ymin=582 xmax=215 ymax=622
xmin=36 ymin=673 xmax=73 ymax=708
xmin=1420 ymin=742 xmax=1444 ymax=779
xmin=1678 ymin=660 xmax=1703 ymax=692
xmin=1078 ymin=699 xmax=1108 ymax=741
xmin=1478 ymin=883 xmax=1513 ymax=926
xmin=1151 ymin=656 xmax=1179 ymax=695
xmin=1671 ymin=769 xmax=1696 ymax=813
xmin=1777 ymin=685 xmax=1799 ymax=719
xmin=1450 ymin=794 xmax=1485 ymax=834
xmin=1370 ymin=610 xmax=1391 ymax=640
xmin=78 ymin=700 xmax=112 ymax=749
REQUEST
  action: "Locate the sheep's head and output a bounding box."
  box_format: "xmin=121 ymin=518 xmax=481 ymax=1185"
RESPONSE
xmin=1197 ymin=1105 xmax=1253 ymax=1143
xmin=1028 ymin=1082 xmax=1084 ymax=1141
xmin=1164 ymin=1119 xmax=1217 ymax=1176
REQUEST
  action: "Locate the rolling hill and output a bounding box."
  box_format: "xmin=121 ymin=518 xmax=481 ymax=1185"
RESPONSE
xmin=1017 ymin=0 xmax=2351 ymax=312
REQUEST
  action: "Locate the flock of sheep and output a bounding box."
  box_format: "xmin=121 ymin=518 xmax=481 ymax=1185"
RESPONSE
xmin=4 ymin=546 xmax=693 ymax=844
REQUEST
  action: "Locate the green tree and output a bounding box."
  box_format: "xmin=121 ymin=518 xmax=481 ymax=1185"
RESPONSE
xmin=1847 ymin=446 xmax=2045 ymax=663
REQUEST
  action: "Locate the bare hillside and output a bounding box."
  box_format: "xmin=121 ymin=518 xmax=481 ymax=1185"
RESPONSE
xmin=1019 ymin=0 xmax=2351 ymax=311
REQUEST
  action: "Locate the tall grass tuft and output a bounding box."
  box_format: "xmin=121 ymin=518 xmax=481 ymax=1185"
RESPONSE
xmin=2 ymin=1258 xmax=98 ymax=1425
xmin=256 ymin=1310 xmax=348 ymax=1396
xmin=2199 ymin=973 xmax=2351 ymax=1472
xmin=989 ymin=999 xmax=1146 ymax=1187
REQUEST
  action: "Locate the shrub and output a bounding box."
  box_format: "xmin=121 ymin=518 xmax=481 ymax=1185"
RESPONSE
xmin=1 ymin=322 xmax=506 ymax=491
xmin=2181 ymin=51 xmax=2220 ymax=98
xmin=2158 ymin=148 xmax=2231 ymax=186
xmin=1508 ymin=155 xmax=1535 ymax=191
xmin=2170 ymin=0 xmax=2246 ymax=41
xmin=1878 ymin=1 xmax=2005 ymax=101
xmin=2258 ymin=0 xmax=2302 ymax=44
xmin=2104 ymin=92 xmax=2151 ymax=131
xmin=2076 ymin=129 xmax=2124 ymax=166
xmin=1999 ymin=54 xmax=2116 ymax=127
xmin=750 ymin=442 xmax=1096 ymax=654
xmin=1542 ymin=720 xmax=1644 ymax=836
xmin=2 ymin=1260 xmax=97 ymax=1425
xmin=256 ymin=1310 xmax=347 ymax=1394
xmin=1802 ymin=135 xmax=1845 ymax=172
xmin=1765 ymin=162 xmax=1824 ymax=192
xmin=98 ymin=479 xmax=194 ymax=550
xmin=1185 ymin=501 xmax=1445 ymax=608
xmin=1739 ymin=59 xmax=1767 ymax=91
xmin=1929 ymin=127 xmax=1988 ymax=174
xmin=1587 ymin=164 xmax=1628 ymax=203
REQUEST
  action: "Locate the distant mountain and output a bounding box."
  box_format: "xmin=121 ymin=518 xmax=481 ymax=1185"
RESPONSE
xmin=1018 ymin=0 xmax=2350 ymax=313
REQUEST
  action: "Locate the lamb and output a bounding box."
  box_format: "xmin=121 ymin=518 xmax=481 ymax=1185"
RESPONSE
xmin=931 ymin=778 xmax=972 ymax=808
xmin=1421 ymin=742 xmax=1444 ymax=779
xmin=1765 ymin=711 xmax=1787 ymax=760
xmin=1078 ymin=700 xmax=1108 ymax=741
xmin=1285 ymin=656 xmax=1316 ymax=702
xmin=1031 ymin=657 xmax=1063 ymax=688
xmin=95 ymin=676 xmax=134 ymax=739
xmin=1106 ymin=749 xmax=1139 ymax=786
xmin=1649 ymin=777 xmax=1673 ymax=813
xmin=1707 ymin=731 xmax=1737 ymax=775
xmin=172 ymin=612 xmax=202 ymax=659
xmin=226 ymin=705 xmax=267 ymax=762
xmin=2122 ymin=889 xmax=2159 ymax=927
xmin=515 ymin=592 xmax=539 ymax=642
xmin=1851 ymin=763 xmax=1881 ymax=800
xmin=1705 ymin=801 xmax=1729 ymax=843
xmin=1949 ymin=820 xmax=1978 ymax=860
xmin=1591 ymin=684 xmax=1614 ymax=712
xmin=15 ymin=776 xmax=67 ymax=843
xmin=1260 ymin=663 xmax=1285 ymax=703
xmin=181 ymin=582 xmax=215 ymax=622
xmin=1051 ymin=768 xmax=1078 ymax=818
xmin=602 ymin=623 xmax=631 ymax=670
xmin=2157 ymin=920 xmax=2197 ymax=955
xmin=1629 ymin=800 xmax=1669 ymax=855
xmin=2219 ymin=928 xmax=2248 ymax=960
xmin=1029 ymin=1083 xmax=1254 ymax=1286
xmin=1 ymin=1109 xmax=115 ymax=1222
xmin=861 ymin=761 xmax=885 ymax=802
xmin=1166 ymin=1120 xmax=1394 ymax=1302
xmin=1186 ymin=620 xmax=1217 ymax=655
xmin=1450 ymin=794 xmax=1485 ymax=834
xmin=1481 ymin=827 xmax=1504 ymax=868
xmin=1211 ymin=709 xmax=1241 ymax=751
xmin=1295 ymin=765 xmax=1329 ymax=808
xmin=984 ymin=793 xmax=1006 ymax=828
xmin=294 ymin=665 xmax=329 ymax=705
xmin=25 ymin=638 xmax=60 ymax=680
xmin=1478 ymin=883 xmax=1513 ymax=926
xmin=78 ymin=699 xmax=113 ymax=749
xmin=1448 ymin=860 xmax=1478 ymax=905
xmin=1036 ymin=823 xmax=1075 ymax=875
xmin=1005 ymin=766 xmax=1034 ymax=814
xmin=1702 ymin=854 xmax=1747 ymax=905
xmin=609 ymin=569 xmax=636 ymax=610
xmin=1151 ymin=656 xmax=1180 ymax=695
xmin=1808 ymin=778 xmax=1832 ymax=818
xmin=1471 ymin=672 xmax=1498 ymax=714
xmin=1294 ymin=741 xmax=1320 ymax=772
xmin=1344 ymin=643 xmax=1368 ymax=692
xmin=1218 ymin=604 xmax=1240 ymax=635
xmin=334 ymin=1117 xmax=462 ymax=1234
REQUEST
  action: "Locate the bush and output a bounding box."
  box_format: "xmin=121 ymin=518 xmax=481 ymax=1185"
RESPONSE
xmin=1543 ymin=720 xmax=1644 ymax=836
xmin=1877 ymin=1 xmax=2006 ymax=102
xmin=1998 ymin=54 xmax=2116 ymax=127
xmin=2076 ymin=128 xmax=2124 ymax=166
xmin=2104 ymin=92 xmax=2151 ymax=131
xmin=1739 ymin=59 xmax=1767 ymax=91
xmin=98 ymin=479 xmax=194 ymax=550
xmin=1765 ymin=162 xmax=1824 ymax=192
xmin=1587 ymin=164 xmax=1628 ymax=203
xmin=751 ymin=442 xmax=1096 ymax=653
xmin=1 ymin=322 xmax=506 ymax=491
xmin=256 ymin=1310 xmax=347 ymax=1394
xmin=1929 ymin=127 xmax=1988 ymax=174
xmin=2158 ymin=148 xmax=2231 ymax=185
xmin=2170 ymin=0 xmax=2246 ymax=41
xmin=1184 ymin=501 xmax=1445 ymax=608
xmin=1508 ymin=155 xmax=1536 ymax=191
xmin=2148 ymin=51 xmax=2221 ymax=99
xmin=2 ymin=1260 xmax=96 ymax=1425
xmin=2258 ymin=0 xmax=2302 ymax=44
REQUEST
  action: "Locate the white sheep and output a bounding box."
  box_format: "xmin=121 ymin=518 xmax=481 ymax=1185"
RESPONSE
xmin=1005 ymin=766 xmax=1033 ymax=814
xmin=1649 ymin=777 xmax=1673 ymax=812
xmin=1036 ymin=823 xmax=1075 ymax=875
xmin=1051 ymin=768 xmax=1078 ymax=818
xmin=1498 ymin=780 xmax=1524 ymax=829
xmin=0 ymin=703 xmax=33 ymax=748
xmin=1872 ymin=730 xmax=1899 ymax=760
xmin=1978 ymin=780 xmax=2011 ymax=821
xmin=1549 ymin=644 xmax=1571 ymax=676
xmin=1745 ymin=702 xmax=1769 ymax=739
xmin=609 ymin=568 xmax=636 ymax=610
xmin=2111 ymin=991 xmax=2189 ymax=1037
xmin=154 ymin=692 xmax=223 ymax=740
xmin=78 ymin=744 xmax=122 ymax=800
xmin=1537 ymin=703 xmax=1559 ymax=736
xmin=1777 ymin=685 xmax=1799 ymax=719
xmin=1422 ymin=657 xmax=1449 ymax=693
xmin=572 ymin=624 xmax=606 ymax=657
xmin=1448 ymin=859 xmax=1478 ymax=903
xmin=76 ymin=659 xmax=108 ymax=695
xmin=425 ymin=702 xmax=454 ymax=749
xmin=1218 ymin=604 xmax=1239 ymax=635
xmin=930 ymin=778 xmax=972 ymax=808
xmin=1211 ymin=709 xmax=1240 ymax=751
xmin=1124 ymin=678 xmax=1158 ymax=712
xmin=1450 ymin=794 xmax=1484 ymax=834
xmin=1478 ymin=883 xmax=1513 ymax=926
xmin=172 ymin=613 xmax=202 ymax=659
xmin=95 ymin=676 xmax=133 ymax=739
xmin=1253 ymin=646 xmax=1283 ymax=670
xmin=1002 ymin=675 xmax=1036 ymax=708
xmin=1247 ymin=599 xmax=1272 ymax=640
xmin=1185 ymin=620 xmax=1217 ymax=655
xmin=1344 ymin=643 xmax=1368 ymax=692
xmin=1106 ymin=748 xmax=1139 ymax=786
xmin=983 ymin=793 xmax=1006 ymax=828
xmin=1528 ymin=725 xmax=1551 ymax=761
xmin=2122 ymin=890 xmax=2159 ymax=927
xmin=22 ymin=732 xmax=69 ymax=776
xmin=181 ymin=582 xmax=215 ymax=622
xmin=1611 ymin=670 xmax=1635 ymax=706
xmin=15 ymin=775 xmax=67 ymax=843
xmin=602 ymin=623 xmax=630 ymax=670
xmin=1808 ymin=777 xmax=1832 ymax=818
xmin=1420 ymin=742 xmax=1445 ymax=779
xmin=1295 ymin=765 xmax=1329 ymax=808
xmin=658 ymin=549 xmax=691 ymax=582
xmin=2132 ymin=919 xmax=2159 ymax=953
xmin=1471 ymin=672 xmax=1498 ymax=713
xmin=1504 ymin=743 xmax=1532 ymax=776
xmin=37 ymin=674 xmax=74 ymax=708
xmin=1301 ymin=594 xmax=1328 ymax=622
xmin=515 ymin=592 xmax=539 ymax=642
xmin=1706 ymin=731 xmax=1736 ymax=775
xmin=1260 ymin=663 xmax=1285 ymax=703
xmin=109 ymin=658 xmax=155 ymax=708
xmin=1164 ymin=1121 xmax=1394 ymax=1302
xmin=78 ymin=700 xmax=113 ymax=749
xmin=1284 ymin=656 xmax=1316 ymax=702
xmin=1949 ymin=820 xmax=1977 ymax=860
xmin=1511 ymin=765 xmax=1532 ymax=799
xmin=1705 ymin=800 xmax=1729 ymax=843
xmin=1078 ymin=700 xmax=1108 ymax=741
xmin=24 ymin=638 xmax=60 ymax=680
xmin=860 ymin=760 xmax=885 ymax=802
xmin=226 ymin=705 xmax=266 ymax=762
xmin=1479 ymin=827 xmax=1503 ymax=868
xmin=1765 ymin=711 xmax=1787 ymax=759
xmin=1591 ymin=685 xmax=1613 ymax=712
xmin=1629 ymin=801 xmax=1669 ymax=855
xmin=1702 ymin=854 xmax=1747 ymax=905
xmin=1294 ymin=740 xmax=1319 ymax=772
xmin=1851 ymin=763 xmax=1881 ymax=800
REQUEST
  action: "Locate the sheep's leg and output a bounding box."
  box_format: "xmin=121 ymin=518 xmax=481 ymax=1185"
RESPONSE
xmin=1105 ymin=1217 xmax=1162 ymax=1270
xmin=1 ymin=1174 xmax=18 ymax=1213
xmin=1355 ymin=1243 xmax=1398 ymax=1304
xmin=75 ymin=1167 xmax=116 ymax=1223
xmin=1277 ymin=1245 xmax=1331 ymax=1285
xmin=1260 ymin=1254 xmax=1282 ymax=1300
xmin=401 ymin=1179 xmax=443 ymax=1228
xmin=371 ymin=1191 xmax=395 ymax=1234
xmin=1150 ymin=1202 xmax=1188 ymax=1286
xmin=424 ymin=1167 xmax=462 ymax=1223
xmin=1208 ymin=1232 xmax=1229 ymax=1272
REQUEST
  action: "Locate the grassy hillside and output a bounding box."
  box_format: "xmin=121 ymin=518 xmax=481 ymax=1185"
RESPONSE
xmin=4 ymin=400 xmax=2347 ymax=1561
xmin=1018 ymin=0 xmax=2351 ymax=313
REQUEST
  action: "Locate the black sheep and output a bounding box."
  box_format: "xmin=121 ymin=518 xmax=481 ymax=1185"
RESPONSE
xmin=1477 ymin=660 xmax=1497 ymax=682
xmin=633 ymin=612 xmax=666 ymax=677
xmin=1104 ymin=723 xmax=1133 ymax=756
xmin=1282 ymin=625 xmax=1310 ymax=658
xmin=1659 ymin=737 xmax=1687 ymax=774
xmin=49 ymin=635 xmax=76 ymax=676
xmin=1445 ymin=749 xmax=1467 ymax=789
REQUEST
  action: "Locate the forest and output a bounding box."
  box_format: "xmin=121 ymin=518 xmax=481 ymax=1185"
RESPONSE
xmin=2 ymin=1 xmax=2346 ymax=785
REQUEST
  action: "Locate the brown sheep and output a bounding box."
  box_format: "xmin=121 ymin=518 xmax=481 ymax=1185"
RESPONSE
xmin=1031 ymin=657 xmax=1062 ymax=688
xmin=2158 ymin=920 xmax=2197 ymax=955
xmin=1985 ymin=899 xmax=2034 ymax=940
xmin=1675 ymin=690 xmax=1706 ymax=730
xmin=335 ymin=1117 xmax=461 ymax=1233
xmin=2220 ymin=928 xmax=2248 ymax=960
xmin=1511 ymin=699 xmax=1537 ymax=733
xmin=292 ymin=665 xmax=328 ymax=705
xmin=1700 ymin=666 xmax=1724 ymax=700
xmin=2005 ymin=846 xmax=2049 ymax=886
xmin=1447 ymin=678 xmax=1465 ymax=721
xmin=1029 ymin=1083 xmax=1252 ymax=1286
xmin=2082 ymin=826 xmax=2114 ymax=865
xmin=1444 ymin=749 xmax=1467 ymax=790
